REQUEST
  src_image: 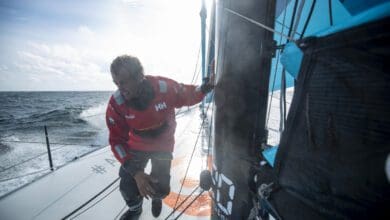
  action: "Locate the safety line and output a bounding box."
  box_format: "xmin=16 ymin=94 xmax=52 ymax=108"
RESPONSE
xmin=0 ymin=168 xmax=51 ymax=182
xmin=0 ymin=140 xmax=102 ymax=146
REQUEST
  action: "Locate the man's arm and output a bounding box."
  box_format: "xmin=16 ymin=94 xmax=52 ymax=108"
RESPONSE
xmin=106 ymin=96 xmax=157 ymax=199
xmin=106 ymin=96 xmax=132 ymax=164
xmin=167 ymin=75 xmax=214 ymax=108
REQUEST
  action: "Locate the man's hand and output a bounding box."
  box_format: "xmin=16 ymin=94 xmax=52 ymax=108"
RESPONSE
xmin=133 ymin=171 xmax=158 ymax=199
xmin=200 ymin=59 xmax=215 ymax=94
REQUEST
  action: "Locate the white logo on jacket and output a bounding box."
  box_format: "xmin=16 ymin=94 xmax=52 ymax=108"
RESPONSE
xmin=155 ymin=102 xmax=167 ymax=111
xmin=125 ymin=114 xmax=135 ymax=119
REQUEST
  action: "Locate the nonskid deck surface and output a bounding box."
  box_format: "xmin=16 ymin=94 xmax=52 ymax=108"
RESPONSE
xmin=0 ymin=107 xmax=212 ymax=220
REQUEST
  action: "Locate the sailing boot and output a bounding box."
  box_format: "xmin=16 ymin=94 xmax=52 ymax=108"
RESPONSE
xmin=120 ymin=208 xmax=142 ymax=220
xmin=151 ymin=198 xmax=162 ymax=217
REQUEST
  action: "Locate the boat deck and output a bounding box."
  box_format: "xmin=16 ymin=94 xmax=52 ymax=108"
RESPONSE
xmin=0 ymin=107 xmax=211 ymax=220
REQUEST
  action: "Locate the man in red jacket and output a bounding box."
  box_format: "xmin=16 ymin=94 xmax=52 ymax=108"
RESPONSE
xmin=106 ymin=55 xmax=214 ymax=219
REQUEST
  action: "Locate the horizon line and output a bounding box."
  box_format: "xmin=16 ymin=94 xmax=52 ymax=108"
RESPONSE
xmin=0 ymin=90 xmax=115 ymax=92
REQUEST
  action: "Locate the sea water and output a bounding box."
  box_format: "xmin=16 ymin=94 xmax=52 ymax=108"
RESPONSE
xmin=0 ymin=91 xmax=113 ymax=197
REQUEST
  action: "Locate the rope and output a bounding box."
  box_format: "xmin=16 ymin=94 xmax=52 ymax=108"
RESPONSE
xmin=79 ymin=112 xmax=106 ymax=119
xmin=0 ymin=151 xmax=50 ymax=173
xmin=164 ymin=186 xmax=200 ymax=220
xmin=224 ymin=8 xmax=294 ymax=42
xmin=170 ymin=10 xmax=217 ymax=211
xmin=290 ymin=0 xmax=306 ymax=40
xmin=0 ymin=140 xmax=102 ymax=146
xmin=190 ymin=45 xmax=202 ymax=84
xmin=171 ymin=96 xmax=214 ymax=214
xmin=275 ymin=20 xmax=302 ymax=37
xmin=69 ymin=185 xmax=120 ymax=219
xmin=287 ymin=0 xmax=299 ymax=42
xmin=33 ymin=173 xmax=96 ymax=219
xmin=328 ymin=0 xmax=333 ymax=26
xmin=266 ymin=0 xmax=289 ymax=127
xmin=176 ymin=43 xmax=202 ymax=116
xmin=114 ymin=205 xmax=127 ymax=220
xmin=0 ymin=143 xmax=105 ymax=175
xmin=301 ymin=0 xmax=317 ymax=39
xmin=0 ymin=168 xmax=51 ymax=182
xmin=173 ymin=190 xmax=205 ymax=220
xmin=61 ymin=177 xmax=120 ymax=220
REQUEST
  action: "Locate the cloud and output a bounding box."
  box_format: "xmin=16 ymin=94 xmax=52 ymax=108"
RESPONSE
xmin=0 ymin=0 xmax=206 ymax=91
xmin=77 ymin=25 xmax=96 ymax=38
xmin=10 ymin=38 xmax=113 ymax=91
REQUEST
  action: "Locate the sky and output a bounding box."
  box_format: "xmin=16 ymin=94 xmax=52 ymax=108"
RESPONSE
xmin=0 ymin=0 xmax=208 ymax=91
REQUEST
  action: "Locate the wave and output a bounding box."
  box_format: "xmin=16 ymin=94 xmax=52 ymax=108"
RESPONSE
xmin=1 ymin=108 xmax=88 ymax=132
xmin=79 ymin=103 xmax=106 ymax=128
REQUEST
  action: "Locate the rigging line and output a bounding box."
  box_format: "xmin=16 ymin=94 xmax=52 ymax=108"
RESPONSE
xmin=172 ymin=99 xmax=213 ymax=210
xmin=172 ymin=96 xmax=214 ymax=210
xmin=80 ymin=112 xmax=105 ymax=119
xmin=70 ymin=146 xmax=111 ymax=164
xmin=266 ymin=0 xmax=289 ymax=127
xmin=328 ymin=0 xmax=333 ymax=26
xmin=287 ymin=0 xmax=299 ymax=40
xmin=64 ymin=136 xmax=100 ymax=140
xmin=1 ymin=140 xmax=102 ymax=146
xmin=33 ymin=173 xmax=96 ymax=220
xmin=50 ymin=144 xmax=104 ymax=154
xmin=164 ymin=186 xmax=200 ymax=220
xmin=300 ymin=0 xmax=316 ymax=39
xmin=173 ymin=190 xmax=205 ymax=220
xmin=114 ymin=205 xmax=127 ymax=220
xmin=176 ymin=44 xmax=202 ymax=116
xmin=69 ymin=185 xmax=120 ymax=219
xmin=190 ymin=44 xmax=202 ymax=84
xmin=176 ymin=105 xmax=199 ymax=118
xmin=61 ymin=177 xmax=120 ymax=220
xmin=224 ymin=8 xmax=294 ymax=42
xmin=0 ymin=145 xmax=107 ymax=179
xmin=275 ymin=20 xmax=302 ymax=37
xmin=278 ymin=0 xmax=300 ymax=131
xmin=0 ymin=150 xmax=50 ymax=173
xmin=290 ymin=0 xmax=306 ymax=40
xmin=0 ymin=168 xmax=51 ymax=182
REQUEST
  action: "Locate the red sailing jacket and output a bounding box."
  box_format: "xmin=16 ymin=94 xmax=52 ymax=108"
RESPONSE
xmin=106 ymin=75 xmax=206 ymax=164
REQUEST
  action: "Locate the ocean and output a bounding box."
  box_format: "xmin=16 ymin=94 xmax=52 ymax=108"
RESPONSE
xmin=0 ymin=91 xmax=113 ymax=197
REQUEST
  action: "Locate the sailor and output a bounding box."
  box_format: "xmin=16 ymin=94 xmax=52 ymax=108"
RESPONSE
xmin=106 ymin=55 xmax=214 ymax=220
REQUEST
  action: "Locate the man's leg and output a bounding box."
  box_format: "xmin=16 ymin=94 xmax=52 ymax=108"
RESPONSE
xmin=150 ymin=152 xmax=172 ymax=217
xmin=119 ymin=152 xmax=149 ymax=219
xmin=150 ymin=152 xmax=172 ymax=198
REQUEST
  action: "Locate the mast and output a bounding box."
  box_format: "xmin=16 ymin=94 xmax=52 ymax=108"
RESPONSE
xmin=211 ymin=0 xmax=276 ymax=218
xmin=200 ymin=0 xmax=207 ymax=116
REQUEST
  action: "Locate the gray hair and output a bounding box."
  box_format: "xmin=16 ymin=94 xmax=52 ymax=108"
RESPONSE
xmin=110 ymin=55 xmax=144 ymax=80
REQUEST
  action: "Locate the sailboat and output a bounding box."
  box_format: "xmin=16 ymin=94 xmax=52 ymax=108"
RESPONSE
xmin=209 ymin=0 xmax=390 ymax=219
xmin=1 ymin=0 xmax=389 ymax=219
